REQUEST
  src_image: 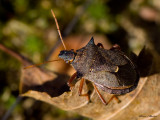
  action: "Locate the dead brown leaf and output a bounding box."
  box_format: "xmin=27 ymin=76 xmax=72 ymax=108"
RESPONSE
xmin=0 ymin=35 xmax=159 ymax=120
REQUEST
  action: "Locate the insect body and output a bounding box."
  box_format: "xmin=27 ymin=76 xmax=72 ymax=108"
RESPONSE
xmin=59 ymin=37 xmax=139 ymax=104
xmin=25 ymin=10 xmax=139 ymax=105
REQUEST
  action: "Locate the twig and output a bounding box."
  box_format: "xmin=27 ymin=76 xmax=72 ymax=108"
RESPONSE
xmin=0 ymin=44 xmax=32 ymax=64
xmin=2 ymin=96 xmax=23 ymax=120
xmin=0 ymin=44 xmax=23 ymax=62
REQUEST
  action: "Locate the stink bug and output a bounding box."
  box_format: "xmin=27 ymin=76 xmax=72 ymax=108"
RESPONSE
xmin=25 ymin=10 xmax=139 ymax=105
xmin=59 ymin=37 xmax=139 ymax=105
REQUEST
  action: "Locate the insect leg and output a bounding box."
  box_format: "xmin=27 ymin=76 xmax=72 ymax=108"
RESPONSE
xmin=107 ymin=95 xmax=121 ymax=104
xmin=110 ymin=44 xmax=121 ymax=50
xmin=67 ymin=72 xmax=77 ymax=89
xmin=97 ymin=43 xmax=104 ymax=48
xmin=92 ymin=83 xmax=107 ymax=105
xmin=78 ymin=78 xmax=90 ymax=102
xmin=114 ymin=95 xmax=121 ymax=103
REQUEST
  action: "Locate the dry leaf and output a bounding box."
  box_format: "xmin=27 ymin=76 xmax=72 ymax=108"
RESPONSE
xmin=0 ymin=35 xmax=159 ymax=120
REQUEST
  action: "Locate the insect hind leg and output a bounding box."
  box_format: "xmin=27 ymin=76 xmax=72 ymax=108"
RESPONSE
xmin=93 ymin=83 xmax=121 ymax=105
xmin=110 ymin=44 xmax=121 ymax=50
xmin=107 ymin=95 xmax=121 ymax=105
xmin=93 ymin=83 xmax=107 ymax=105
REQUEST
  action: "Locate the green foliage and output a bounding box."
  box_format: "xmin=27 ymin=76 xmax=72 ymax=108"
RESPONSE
xmin=13 ymin=0 xmax=28 ymax=13
xmin=24 ymin=35 xmax=44 ymax=55
xmin=87 ymin=1 xmax=108 ymax=19
xmin=1 ymin=88 xmax=16 ymax=109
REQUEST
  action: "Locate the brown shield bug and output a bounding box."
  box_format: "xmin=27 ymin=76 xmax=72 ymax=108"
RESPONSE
xmin=59 ymin=37 xmax=139 ymax=105
xmin=25 ymin=10 xmax=140 ymax=105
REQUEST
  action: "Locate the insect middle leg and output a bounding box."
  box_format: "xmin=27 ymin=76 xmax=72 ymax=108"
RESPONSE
xmin=78 ymin=78 xmax=90 ymax=102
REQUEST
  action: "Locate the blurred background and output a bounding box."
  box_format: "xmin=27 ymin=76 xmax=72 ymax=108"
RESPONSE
xmin=0 ymin=0 xmax=160 ymax=120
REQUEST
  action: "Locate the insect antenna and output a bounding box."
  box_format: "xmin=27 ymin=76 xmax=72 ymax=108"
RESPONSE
xmin=51 ymin=9 xmax=67 ymax=50
xmin=24 ymin=59 xmax=62 ymax=69
xmin=24 ymin=10 xmax=66 ymax=69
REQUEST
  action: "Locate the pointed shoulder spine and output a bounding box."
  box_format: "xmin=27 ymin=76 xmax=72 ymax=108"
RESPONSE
xmin=86 ymin=37 xmax=95 ymax=46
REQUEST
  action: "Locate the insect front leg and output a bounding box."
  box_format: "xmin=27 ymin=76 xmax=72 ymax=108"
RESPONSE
xmin=78 ymin=78 xmax=90 ymax=102
xmin=67 ymin=72 xmax=77 ymax=90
